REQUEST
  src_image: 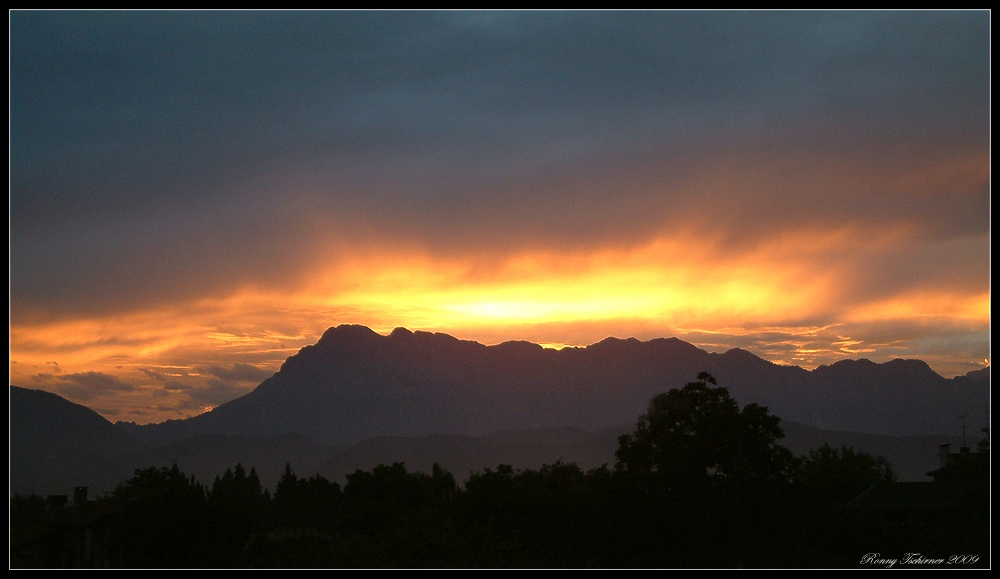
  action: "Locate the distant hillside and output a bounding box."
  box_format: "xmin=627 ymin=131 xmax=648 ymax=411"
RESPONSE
xmin=121 ymin=433 xmax=339 ymax=492
xmin=314 ymin=421 xmax=971 ymax=485
xmin=11 ymin=385 xmax=977 ymax=496
xmin=10 ymin=386 xmax=146 ymax=495
xmin=121 ymin=325 xmax=989 ymax=446
xmin=316 ymin=426 xmax=627 ymax=484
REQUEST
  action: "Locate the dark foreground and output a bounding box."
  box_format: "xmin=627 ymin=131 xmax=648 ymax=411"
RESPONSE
xmin=11 ymin=375 xmax=988 ymax=569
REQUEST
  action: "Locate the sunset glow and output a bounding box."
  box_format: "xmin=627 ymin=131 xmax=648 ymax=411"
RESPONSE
xmin=12 ymin=225 xmax=988 ymax=423
xmin=10 ymin=12 xmax=989 ymax=424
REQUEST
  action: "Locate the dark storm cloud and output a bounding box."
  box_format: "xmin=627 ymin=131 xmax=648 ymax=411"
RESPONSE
xmin=187 ymin=378 xmax=251 ymax=405
xmin=141 ymin=375 xmax=246 ymax=407
xmin=10 ymin=11 xmax=990 ymax=317
xmin=147 ymin=379 xmax=196 ymax=400
xmin=202 ymin=363 xmax=274 ymax=383
xmin=163 ymin=380 xmax=189 ymax=392
xmin=140 ymin=368 xmax=169 ymax=382
xmin=50 ymin=371 xmax=135 ymax=401
xmin=59 ymin=371 xmax=135 ymax=391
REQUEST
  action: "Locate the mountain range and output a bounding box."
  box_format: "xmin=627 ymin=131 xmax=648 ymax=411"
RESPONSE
xmin=10 ymin=325 xmax=989 ymax=495
xmin=124 ymin=325 xmax=988 ymax=445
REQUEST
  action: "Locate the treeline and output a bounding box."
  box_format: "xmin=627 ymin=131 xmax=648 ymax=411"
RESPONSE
xmin=11 ymin=374 xmax=988 ymax=568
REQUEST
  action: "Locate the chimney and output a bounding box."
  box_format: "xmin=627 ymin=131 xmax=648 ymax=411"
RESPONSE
xmin=74 ymin=486 xmax=88 ymax=507
xmin=939 ymin=444 xmax=951 ymax=468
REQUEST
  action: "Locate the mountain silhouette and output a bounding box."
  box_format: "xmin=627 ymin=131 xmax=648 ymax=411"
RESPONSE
xmin=120 ymin=325 xmax=989 ymax=447
xmin=10 ymin=386 xmax=146 ymax=495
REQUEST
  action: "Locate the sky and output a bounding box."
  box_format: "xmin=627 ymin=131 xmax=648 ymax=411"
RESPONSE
xmin=10 ymin=11 xmax=990 ymax=424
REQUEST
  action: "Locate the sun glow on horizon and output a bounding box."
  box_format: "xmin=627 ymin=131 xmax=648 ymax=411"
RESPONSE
xmin=9 ymin=229 xmax=989 ymax=424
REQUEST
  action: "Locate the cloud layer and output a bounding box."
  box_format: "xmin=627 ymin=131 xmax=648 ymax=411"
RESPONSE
xmin=10 ymin=11 xmax=990 ymax=422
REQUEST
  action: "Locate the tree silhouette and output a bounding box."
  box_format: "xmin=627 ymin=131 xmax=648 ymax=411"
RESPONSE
xmin=208 ymin=463 xmax=267 ymax=565
xmin=614 ymin=372 xmax=796 ymax=567
xmin=615 ymin=372 xmax=794 ymax=486
xmin=112 ymin=465 xmax=213 ymax=567
xmin=795 ymin=444 xmax=895 ymax=507
xmin=269 ymin=463 xmax=342 ymax=532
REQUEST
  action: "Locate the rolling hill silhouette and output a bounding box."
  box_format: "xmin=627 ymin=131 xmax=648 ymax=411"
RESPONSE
xmin=10 ymin=386 xmax=146 ymax=495
xmin=10 ymin=385 xmax=975 ymax=496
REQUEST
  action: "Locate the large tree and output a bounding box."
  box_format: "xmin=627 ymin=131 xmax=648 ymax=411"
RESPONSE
xmin=615 ymin=372 xmax=794 ymax=488
xmin=614 ymin=372 xmax=797 ymax=567
xmin=615 ymin=372 xmax=795 ymax=567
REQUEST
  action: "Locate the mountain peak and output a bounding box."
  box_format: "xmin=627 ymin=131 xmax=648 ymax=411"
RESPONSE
xmin=318 ymin=324 xmax=383 ymax=343
xmin=115 ymin=325 xmax=988 ymax=445
xmin=389 ymin=327 xmax=414 ymax=339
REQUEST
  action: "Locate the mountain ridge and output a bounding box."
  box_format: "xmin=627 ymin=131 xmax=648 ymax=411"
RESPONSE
xmin=109 ymin=325 xmax=988 ymax=447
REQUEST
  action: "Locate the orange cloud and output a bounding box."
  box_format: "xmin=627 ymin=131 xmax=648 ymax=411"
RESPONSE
xmin=9 ymin=226 xmax=988 ymax=423
xmin=847 ymin=291 xmax=989 ymax=323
